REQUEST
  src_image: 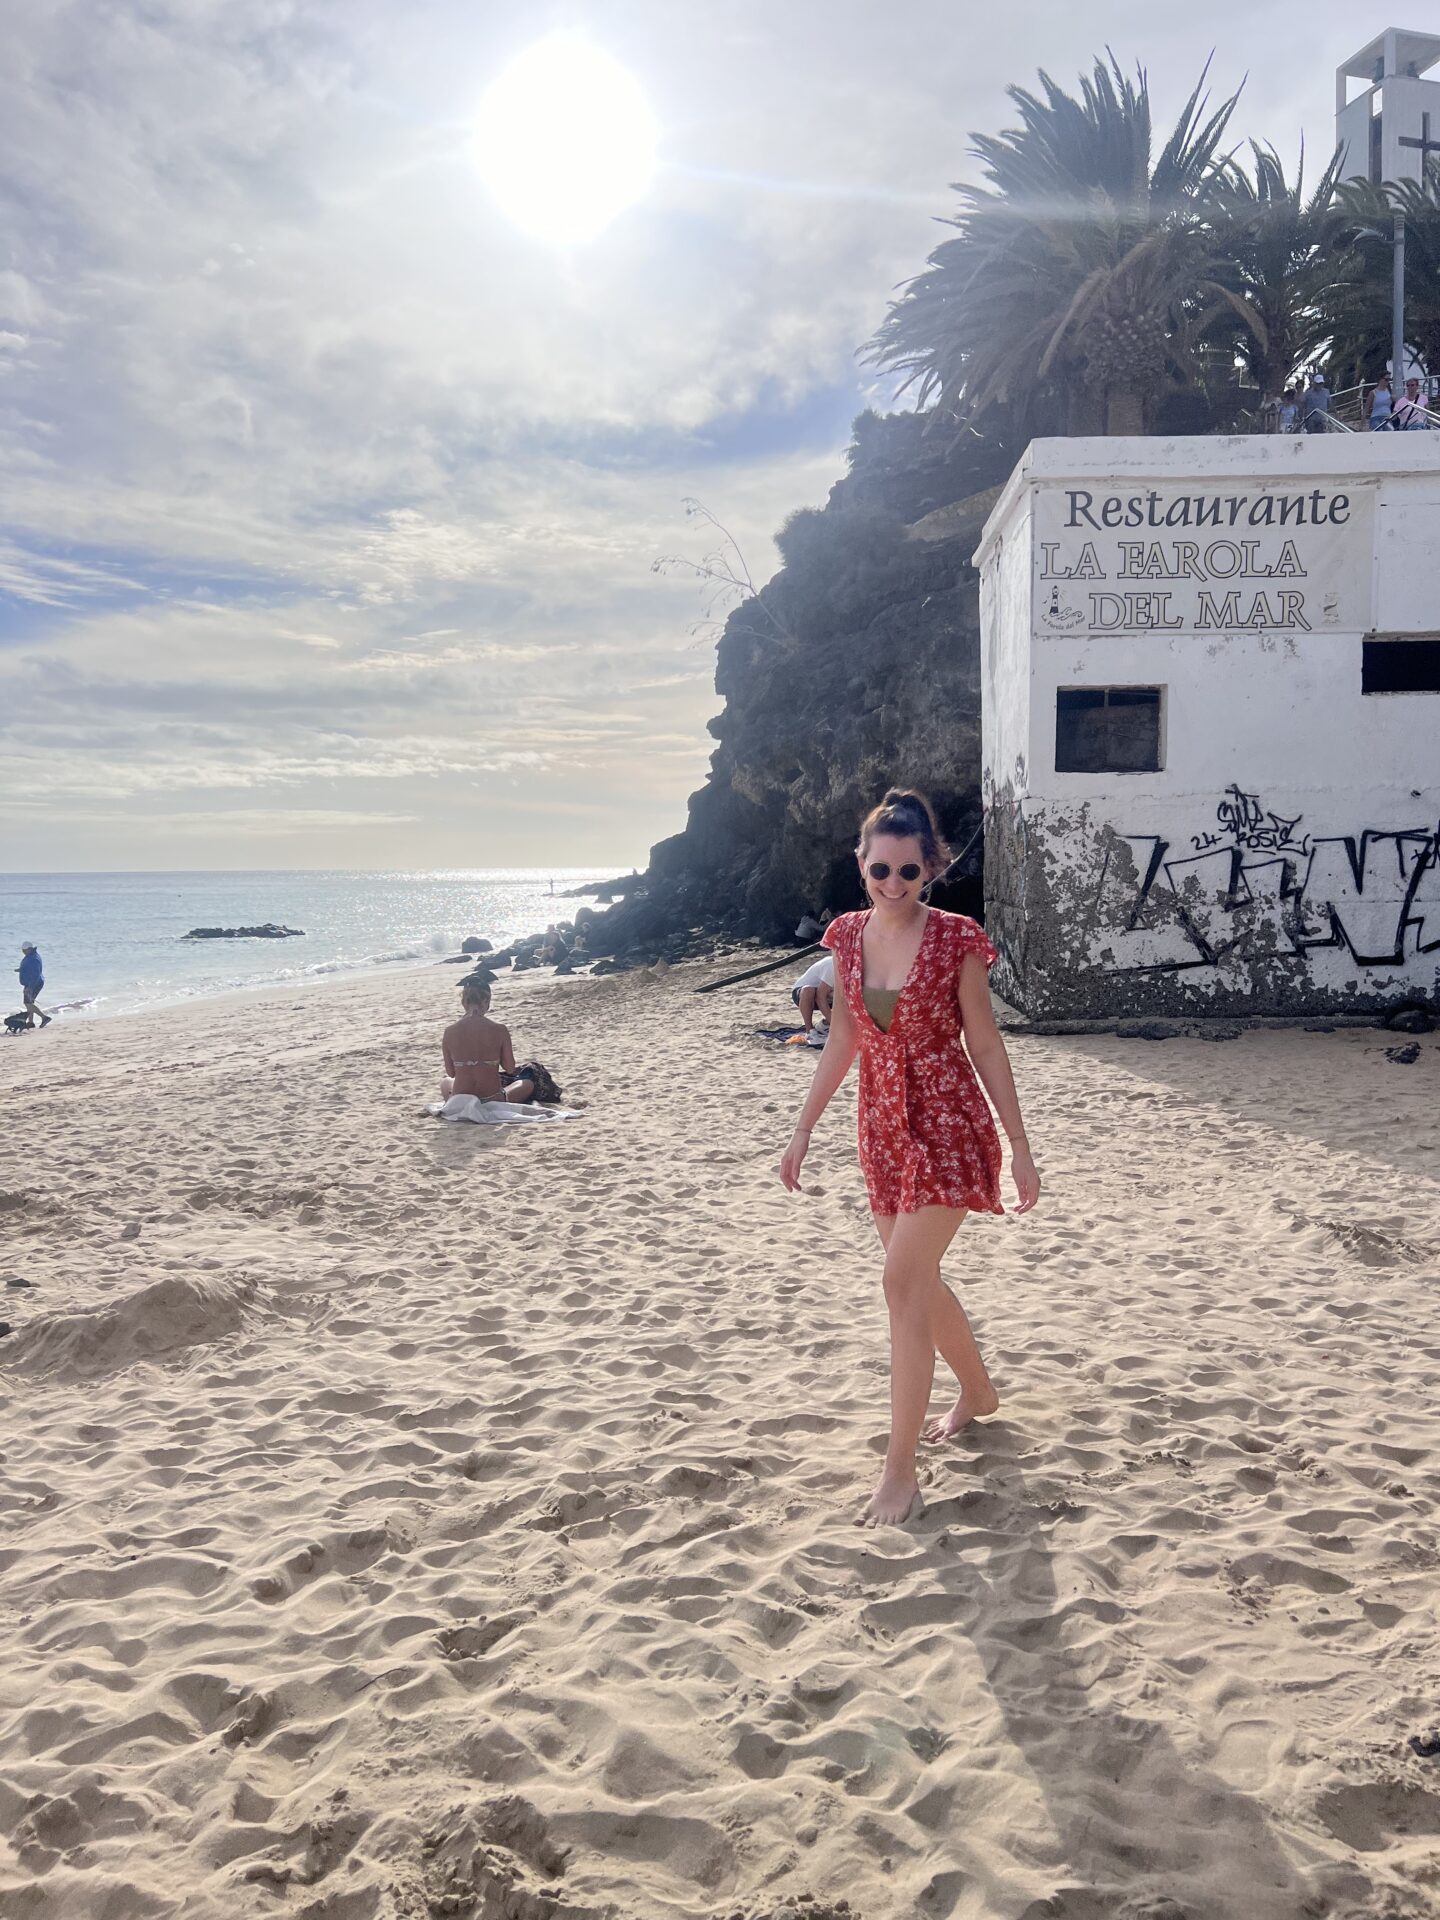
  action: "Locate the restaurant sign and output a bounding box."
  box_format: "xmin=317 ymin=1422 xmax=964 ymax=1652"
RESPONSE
xmin=1032 ymin=482 xmax=1376 ymax=637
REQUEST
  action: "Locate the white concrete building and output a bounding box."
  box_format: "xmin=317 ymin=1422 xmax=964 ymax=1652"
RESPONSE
xmin=1336 ymin=29 xmax=1440 ymax=187
xmin=974 ymin=436 xmax=1440 ymax=1019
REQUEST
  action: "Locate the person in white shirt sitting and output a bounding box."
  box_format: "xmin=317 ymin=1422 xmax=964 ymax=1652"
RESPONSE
xmin=791 ymin=953 xmax=835 ymax=1043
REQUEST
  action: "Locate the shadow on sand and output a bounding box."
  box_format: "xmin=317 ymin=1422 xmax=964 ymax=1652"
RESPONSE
xmin=903 ymin=1416 xmax=1368 ymax=1920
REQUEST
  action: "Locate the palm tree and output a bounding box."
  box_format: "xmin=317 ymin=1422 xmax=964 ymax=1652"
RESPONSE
xmin=1326 ymin=164 xmax=1440 ymax=388
xmin=1206 ymin=142 xmax=1343 ymax=402
xmin=865 ymin=55 xmax=1242 ymax=435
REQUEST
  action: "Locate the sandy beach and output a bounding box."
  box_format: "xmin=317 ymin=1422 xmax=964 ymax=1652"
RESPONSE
xmin=2 ymin=959 xmax=1439 ymax=1920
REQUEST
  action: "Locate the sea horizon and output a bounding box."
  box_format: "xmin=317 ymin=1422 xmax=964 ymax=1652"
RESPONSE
xmin=0 ymin=867 xmax=621 ymax=1022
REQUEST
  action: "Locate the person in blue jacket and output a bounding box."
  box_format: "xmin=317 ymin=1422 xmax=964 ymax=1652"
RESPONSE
xmin=17 ymin=943 xmax=50 ymax=1028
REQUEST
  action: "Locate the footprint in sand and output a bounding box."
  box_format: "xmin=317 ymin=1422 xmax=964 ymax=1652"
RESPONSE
xmin=435 ymin=1613 xmax=530 ymax=1661
xmin=422 ymin=1795 xmax=567 ymax=1914
xmin=250 ymin=1524 xmax=406 ymax=1602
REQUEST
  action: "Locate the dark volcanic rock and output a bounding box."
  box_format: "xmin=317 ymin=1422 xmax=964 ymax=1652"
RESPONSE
xmin=460 ymin=936 xmax=493 ymax=955
xmin=1385 ymin=1042 xmax=1422 ymax=1065
xmin=579 ymin=411 xmax=1012 ymax=954
xmin=1116 ymin=1022 xmax=1176 ymax=1041
xmin=183 ymin=924 xmax=303 ymax=941
xmin=1382 ymin=1002 xmax=1435 ymax=1034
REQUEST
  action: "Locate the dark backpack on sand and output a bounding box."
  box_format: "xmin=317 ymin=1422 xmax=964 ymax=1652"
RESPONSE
xmin=514 ymin=1059 xmax=562 ymax=1105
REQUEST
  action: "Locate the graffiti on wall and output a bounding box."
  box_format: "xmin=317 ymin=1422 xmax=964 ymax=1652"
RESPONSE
xmin=1089 ymin=785 xmax=1440 ymax=972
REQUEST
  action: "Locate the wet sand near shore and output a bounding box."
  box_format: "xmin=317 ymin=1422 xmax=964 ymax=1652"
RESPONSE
xmin=1 ymin=960 xmax=1438 ymax=1919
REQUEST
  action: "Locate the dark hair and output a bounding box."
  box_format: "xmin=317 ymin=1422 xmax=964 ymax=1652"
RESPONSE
xmin=857 ymin=787 xmax=950 ymax=877
xmin=459 ymin=976 xmax=493 ymax=1009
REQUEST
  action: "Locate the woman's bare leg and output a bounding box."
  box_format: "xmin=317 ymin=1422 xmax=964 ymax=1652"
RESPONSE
xmin=875 ymin=1215 xmax=998 ymax=1453
xmin=863 ymin=1207 xmax=965 ymax=1526
xmin=924 ymin=1282 xmax=999 ymax=1440
xmin=503 ymin=1074 xmax=537 ymax=1104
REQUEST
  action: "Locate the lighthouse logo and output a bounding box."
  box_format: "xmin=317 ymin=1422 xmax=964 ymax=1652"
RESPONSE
xmin=1040 ymin=581 xmax=1085 ymax=630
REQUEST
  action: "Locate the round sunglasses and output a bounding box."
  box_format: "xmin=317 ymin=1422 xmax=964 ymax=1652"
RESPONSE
xmin=866 ymin=861 xmax=923 ymax=882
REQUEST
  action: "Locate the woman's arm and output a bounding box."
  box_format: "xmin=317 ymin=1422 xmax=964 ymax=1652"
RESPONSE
xmin=442 ymin=1026 xmax=456 ymax=1077
xmin=779 ymin=978 xmax=859 ymax=1192
xmin=500 ymin=1028 xmax=516 ymax=1076
xmin=957 ymin=954 xmax=1041 ymax=1213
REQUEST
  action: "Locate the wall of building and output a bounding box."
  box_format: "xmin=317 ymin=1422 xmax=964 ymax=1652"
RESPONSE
xmin=978 ymin=486 xmax=1038 ymax=1004
xmin=976 ymin=437 xmax=1440 ymax=1017
xmin=1373 ymin=74 xmax=1440 ymax=183
xmin=1335 ymin=92 xmax=1376 ymax=183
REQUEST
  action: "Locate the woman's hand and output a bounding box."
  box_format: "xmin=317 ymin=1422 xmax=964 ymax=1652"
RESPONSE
xmin=779 ymin=1127 xmax=811 ymax=1192
xmin=1009 ymin=1142 xmax=1041 ymax=1214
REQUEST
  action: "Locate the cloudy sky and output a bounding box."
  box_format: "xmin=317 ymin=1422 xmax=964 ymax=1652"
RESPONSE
xmin=0 ymin=0 xmax=1380 ymax=870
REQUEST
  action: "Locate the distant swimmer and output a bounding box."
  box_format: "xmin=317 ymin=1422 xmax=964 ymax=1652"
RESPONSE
xmin=17 ymin=943 xmax=51 ymax=1029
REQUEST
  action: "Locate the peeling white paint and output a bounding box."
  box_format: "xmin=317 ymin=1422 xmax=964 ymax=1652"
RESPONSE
xmin=976 ymin=438 xmax=1440 ymax=1016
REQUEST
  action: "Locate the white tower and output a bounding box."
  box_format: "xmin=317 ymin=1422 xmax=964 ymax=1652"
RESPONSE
xmin=1336 ymin=30 xmax=1440 ymax=185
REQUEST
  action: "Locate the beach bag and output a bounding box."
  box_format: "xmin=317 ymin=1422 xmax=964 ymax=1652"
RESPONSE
xmin=514 ymin=1059 xmax=563 ymax=1105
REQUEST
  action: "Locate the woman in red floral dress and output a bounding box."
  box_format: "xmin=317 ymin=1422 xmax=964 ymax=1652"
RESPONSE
xmin=779 ymin=789 xmax=1040 ymax=1527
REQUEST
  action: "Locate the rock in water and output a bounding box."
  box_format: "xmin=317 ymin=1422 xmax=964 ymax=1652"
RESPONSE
xmin=183 ymin=924 xmax=304 ymax=940
xmin=460 ymin=936 xmax=493 ymax=954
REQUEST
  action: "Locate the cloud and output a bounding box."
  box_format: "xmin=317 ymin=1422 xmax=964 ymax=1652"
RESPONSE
xmin=0 ymin=540 xmax=145 ymax=608
xmin=0 ymin=0 xmax=1338 ymax=865
xmin=130 ymin=806 xmax=422 ymax=834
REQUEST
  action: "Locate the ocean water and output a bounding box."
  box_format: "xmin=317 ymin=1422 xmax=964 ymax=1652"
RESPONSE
xmin=0 ymin=869 xmax=615 ymax=1021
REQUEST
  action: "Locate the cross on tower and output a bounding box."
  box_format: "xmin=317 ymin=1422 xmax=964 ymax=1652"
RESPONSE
xmin=1399 ymin=111 xmax=1440 ymax=166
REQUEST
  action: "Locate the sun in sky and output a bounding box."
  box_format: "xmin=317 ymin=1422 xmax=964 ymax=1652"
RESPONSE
xmin=472 ymin=36 xmax=659 ymax=246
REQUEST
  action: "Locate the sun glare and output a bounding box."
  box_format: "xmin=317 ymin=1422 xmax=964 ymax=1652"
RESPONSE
xmin=472 ymin=38 xmax=658 ymax=246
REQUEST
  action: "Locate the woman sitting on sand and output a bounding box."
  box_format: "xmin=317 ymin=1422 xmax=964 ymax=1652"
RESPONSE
xmin=441 ymin=978 xmax=539 ymax=1104
xmin=779 ymin=788 xmax=1041 ymax=1528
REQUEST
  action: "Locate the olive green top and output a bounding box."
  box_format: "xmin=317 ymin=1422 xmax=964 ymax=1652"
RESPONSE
xmin=862 ymin=986 xmax=901 ymax=1033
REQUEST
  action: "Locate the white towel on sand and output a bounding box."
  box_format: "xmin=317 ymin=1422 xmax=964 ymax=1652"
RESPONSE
xmin=423 ymin=1095 xmax=578 ymax=1124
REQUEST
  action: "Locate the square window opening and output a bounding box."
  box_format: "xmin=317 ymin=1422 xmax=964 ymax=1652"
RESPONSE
xmin=1056 ymin=686 xmax=1163 ymax=773
xmin=1362 ymin=637 xmax=1440 ymax=693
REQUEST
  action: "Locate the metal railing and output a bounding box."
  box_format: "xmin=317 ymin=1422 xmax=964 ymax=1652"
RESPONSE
xmin=1256 ymin=381 xmax=1440 ymax=434
xmin=1257 ymin=383 xmax=1362 ymax=433
xmin=1371 ymin=399 xmax=1440 ymax=431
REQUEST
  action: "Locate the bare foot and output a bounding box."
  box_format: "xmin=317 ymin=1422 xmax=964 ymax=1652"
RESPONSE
xmin=857 ymin=1469 xmax=924 ymax=1528
xmin=922 ymin=1384 xmax=1000 ymax=1443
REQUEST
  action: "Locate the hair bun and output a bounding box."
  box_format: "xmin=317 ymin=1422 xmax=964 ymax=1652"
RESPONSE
xmin=857 ymin=785 xmax=951 ymax=878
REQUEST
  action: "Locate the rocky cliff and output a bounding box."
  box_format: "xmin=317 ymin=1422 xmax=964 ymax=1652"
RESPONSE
xmin=583 ymin=411 xmax=1020 ymax=961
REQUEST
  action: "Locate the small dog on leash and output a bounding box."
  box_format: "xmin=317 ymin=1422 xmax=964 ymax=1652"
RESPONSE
xmin=4 ymin=1012 xmax=34 ymax=1036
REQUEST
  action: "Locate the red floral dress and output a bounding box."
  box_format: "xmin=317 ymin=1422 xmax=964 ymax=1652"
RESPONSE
xmin=821 ymin=908 xmax=1004 ymax=1216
